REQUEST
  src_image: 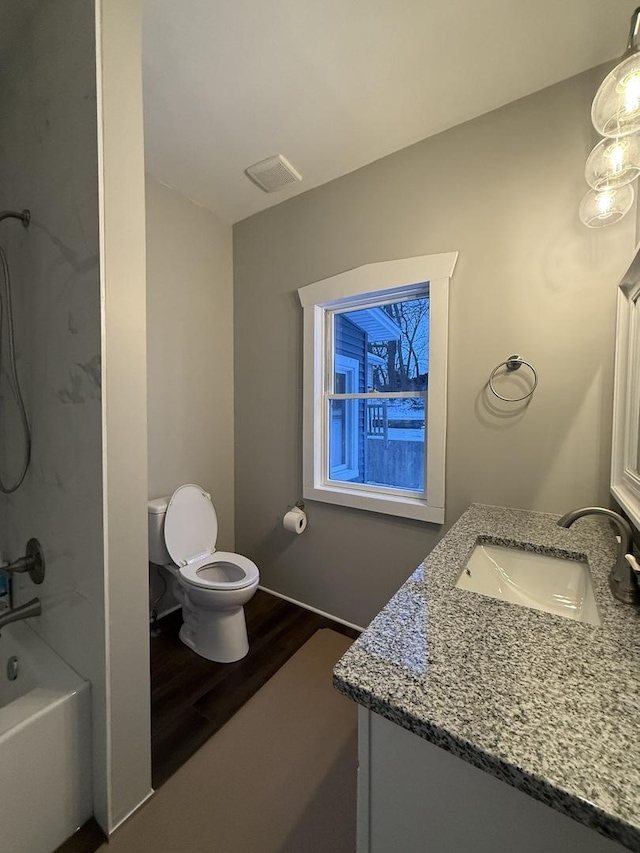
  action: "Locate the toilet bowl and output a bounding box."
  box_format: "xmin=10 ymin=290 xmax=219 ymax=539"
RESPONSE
xmin=148 ymin=484 xmax=259 ymax=663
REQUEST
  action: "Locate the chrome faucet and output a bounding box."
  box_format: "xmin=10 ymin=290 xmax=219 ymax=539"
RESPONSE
xmin=556 ymin=507 xmax=639 ymax=605
xmin=0 ymin=598 xmax=41 ymax=636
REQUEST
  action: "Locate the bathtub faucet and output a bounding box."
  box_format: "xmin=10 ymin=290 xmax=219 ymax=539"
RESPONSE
xmin=0 ymin=598 xmax=41 ymax=636
xmin=0 ymin=538 xmax=45 ymax=585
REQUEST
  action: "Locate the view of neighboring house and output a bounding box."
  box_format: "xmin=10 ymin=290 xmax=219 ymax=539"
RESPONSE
xmin=331 ymin=295 xmax=429 ymax=492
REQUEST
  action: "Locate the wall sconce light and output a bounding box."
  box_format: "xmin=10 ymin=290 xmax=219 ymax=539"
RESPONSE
xmin=580 ymin=7 xmax=640 ymax=228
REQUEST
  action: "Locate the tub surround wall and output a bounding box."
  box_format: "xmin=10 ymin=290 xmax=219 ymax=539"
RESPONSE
xmin=0 ymin=0 xmax=151 ymax=834
xmin=0 ymin=0 xmax=107 ymax=825
xmin=233 ymin=65 xmax=635 ymax=629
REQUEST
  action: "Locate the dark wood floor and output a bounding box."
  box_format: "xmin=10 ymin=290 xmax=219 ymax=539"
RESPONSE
xmin=57 ymin=590 xmax=358 ymax=852
xmin=55 ymin=819 xmax=106 ymax=853
xmin=152 ymin=590 xmax=358 ymax=787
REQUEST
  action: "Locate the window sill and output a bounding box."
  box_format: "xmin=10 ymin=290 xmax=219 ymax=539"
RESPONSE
xmin=303 ymin=483 xmax=444 ymax=524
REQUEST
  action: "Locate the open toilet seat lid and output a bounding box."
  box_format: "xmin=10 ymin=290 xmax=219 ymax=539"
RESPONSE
xmin=164 ymin=484 xmax=218 ymax=567
xmin=164 ymin=484 xmax=259 ymax=590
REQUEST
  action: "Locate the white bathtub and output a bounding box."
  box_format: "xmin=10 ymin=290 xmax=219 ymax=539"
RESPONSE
xmin=0 ymin=620 xmax=92 ymax=853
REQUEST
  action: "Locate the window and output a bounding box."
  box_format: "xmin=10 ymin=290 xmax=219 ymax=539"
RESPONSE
xmin=298 ymin=253 xmax=457 ymax=523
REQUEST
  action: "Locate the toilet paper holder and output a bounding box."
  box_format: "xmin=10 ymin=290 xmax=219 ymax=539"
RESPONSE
xmin=283 ymin=501 xmax=308 ymax=535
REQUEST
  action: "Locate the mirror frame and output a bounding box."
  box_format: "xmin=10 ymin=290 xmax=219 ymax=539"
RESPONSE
xmin=611 ymin=245 xmax=640 ymax=530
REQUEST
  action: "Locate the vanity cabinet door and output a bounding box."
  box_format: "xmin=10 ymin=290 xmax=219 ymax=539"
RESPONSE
xmin=360 ymin=709 xmax=623 ymax=853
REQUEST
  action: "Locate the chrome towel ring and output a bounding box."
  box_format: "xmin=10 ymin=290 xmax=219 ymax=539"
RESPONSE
xmin=488 ymin=354 xmax=538 ymax=402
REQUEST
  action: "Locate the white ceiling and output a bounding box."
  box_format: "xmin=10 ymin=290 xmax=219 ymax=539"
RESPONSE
xmin=143 ymin=0 xmax=639 ymax=224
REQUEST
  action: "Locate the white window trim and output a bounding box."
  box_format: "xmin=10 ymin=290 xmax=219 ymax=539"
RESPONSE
xmin=611 ymin=257 xmax=640 ymax=530
xmin=331 ymin=354 xmax=360 ymax=481
xmin=298 ymin=253 xmax=458 ymax=523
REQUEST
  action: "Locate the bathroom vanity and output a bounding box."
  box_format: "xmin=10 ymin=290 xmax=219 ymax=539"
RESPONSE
xmin=334 ymin=504 xmax=640 ymax=852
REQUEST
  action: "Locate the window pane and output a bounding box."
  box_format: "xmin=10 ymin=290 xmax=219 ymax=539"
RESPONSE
xmin=333 ymin=316 xmax=366 ymax=393
xmin=329 ymin=396 xmax=425 ymax=492
xmin=330 ymin=399 xmax=347 ymax=469
xmin=329 ymin=398 xmax=361 ymax=481
xmin=335 ymin=295 xmax=429 ymax=393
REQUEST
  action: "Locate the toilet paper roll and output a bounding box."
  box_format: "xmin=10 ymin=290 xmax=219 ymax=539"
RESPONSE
xmin=283 ymin=507 xmax=307 ymax=534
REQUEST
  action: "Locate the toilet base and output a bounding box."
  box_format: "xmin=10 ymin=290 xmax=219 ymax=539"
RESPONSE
xmin=165 ymin=567 xmax=257 ymax=663
xmin=179 ymin=605 xmax=250 ymax=663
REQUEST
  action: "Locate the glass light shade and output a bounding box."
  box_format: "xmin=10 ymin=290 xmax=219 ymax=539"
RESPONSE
xmin=579 ymin=184 xmax=634 ymax=228
xmin=585 ymin=135 xmax=640 ymax=189
xmin=592 ymin=52 xmax=640 ymax=137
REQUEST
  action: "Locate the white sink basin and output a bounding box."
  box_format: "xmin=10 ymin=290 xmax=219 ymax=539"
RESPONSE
xmin=456 ymin=542 xmax=601 ymax=626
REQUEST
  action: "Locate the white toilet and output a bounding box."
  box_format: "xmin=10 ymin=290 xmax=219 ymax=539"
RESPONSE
xmin=147 ymin=484 xmax=259 ymax=663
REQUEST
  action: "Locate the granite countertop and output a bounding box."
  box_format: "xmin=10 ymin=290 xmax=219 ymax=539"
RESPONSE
xmin=333 ymin=504 xmax=640 ymax=851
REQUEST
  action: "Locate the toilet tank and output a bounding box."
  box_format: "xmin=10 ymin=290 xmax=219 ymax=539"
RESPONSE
xmin=148 ymin=496 xmax=172 ymax=565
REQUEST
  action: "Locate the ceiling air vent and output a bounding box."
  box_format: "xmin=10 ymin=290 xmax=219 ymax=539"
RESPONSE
xmin=244 ymin=154 xmax=302 ymax=193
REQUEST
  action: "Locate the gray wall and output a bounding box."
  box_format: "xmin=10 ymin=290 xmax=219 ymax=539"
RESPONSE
xmin=146 ymin=177 xmax=235 ymax=547
xmin=98 ymin=0 xmax=152 ymax=828
xmin=146 ymin=176 xmax=235 ymax=618
xmin=233 ymin=66 xmax=635 ymax=628
xmin=0 ymin=0 xmax=106 ymax=817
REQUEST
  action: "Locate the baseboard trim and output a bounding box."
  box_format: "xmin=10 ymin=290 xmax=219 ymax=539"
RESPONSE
xmin=258 ymin=585 xmax=365 ymax=633
xmin=149 ymin=603 xmax=181 ymax=624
